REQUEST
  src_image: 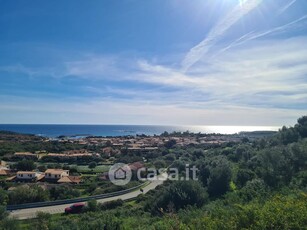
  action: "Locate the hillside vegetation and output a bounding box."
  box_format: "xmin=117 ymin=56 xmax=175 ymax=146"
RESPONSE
xmin=1 ymin=116 xmax=307 ymax=229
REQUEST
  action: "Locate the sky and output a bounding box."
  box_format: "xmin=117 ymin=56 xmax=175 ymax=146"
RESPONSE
xmin=0 ymin=0 xmax=307 ymax=126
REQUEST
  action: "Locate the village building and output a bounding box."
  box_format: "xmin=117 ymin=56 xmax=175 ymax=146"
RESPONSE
xmin=16 ymin=171 xmax=43 ymax=181
xmin=14 ymin=152 xmax=38 ymax=160
xmin=0 ymin=168 xmax=12 ymax=176
xmin=45 ymin=169 xmax=69 ymax=180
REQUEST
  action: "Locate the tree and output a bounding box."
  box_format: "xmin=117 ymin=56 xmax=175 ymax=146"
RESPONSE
xmin=13 ymin=159 xmax=35 ymax=171
xmin=153 ymin=160 xmax=166 ymax=169
xmin=0 ymin=206 xmax=8 ymax=220
xmin=236 ymin=168 xmax=256 ymax=188
xmin=150 ymin=181 xmax=208 ymax=214
xmin=193 ymin=149 xmax=204 ymax=158
xmin=34 ymin=212 xmax=51 ymax=230
xmin=279 ymin=126 xmax=299 ymax=145
xmin=164 ymin=139 xmax=176 ymax=149
xmin=165 ymin=153 xmax=176 ymax=162
xmin=0 ymin=188 xmax=8 ymax=206
xmin=296 ymin=116 xmax=307 ymax=138
xmin=89 ymin=161 xmax=97 ymax=169
xmin=206 ymin=158 xmax=232 ymax=197
xmin=69 ymin=166 xmax=78 ymax=175
xmin=239 ymin=179 xmax=268 ymax=202
xmin=253 ymin=148 xmax=291 ymax=188
xmin=8 ymin=185 xmax=49 ymax=205
xmin=0 ymin=217 xmax=20 ymax=230
xmin=49 ymin=186 xmax=80 ymax=200
xmin=37 ymin=165 xmax=47 ymax=172
xmin=87 ymin=199 xmax=98 ymax=212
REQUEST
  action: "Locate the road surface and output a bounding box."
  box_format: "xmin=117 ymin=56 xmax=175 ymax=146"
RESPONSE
xmin=9 ymin=172 xmax=168 ymax=220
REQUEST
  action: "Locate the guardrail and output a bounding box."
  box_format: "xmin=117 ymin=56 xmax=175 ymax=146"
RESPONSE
xmin=6 ymin=181 xmax=150 ymax=211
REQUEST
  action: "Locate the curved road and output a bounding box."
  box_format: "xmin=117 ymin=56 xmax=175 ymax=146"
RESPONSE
xmin=10 ymin=172 xmax=168 ymax=220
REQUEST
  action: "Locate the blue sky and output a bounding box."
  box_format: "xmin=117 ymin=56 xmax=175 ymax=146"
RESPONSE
xmin=0 ymin=0 xmax=307 ymax=125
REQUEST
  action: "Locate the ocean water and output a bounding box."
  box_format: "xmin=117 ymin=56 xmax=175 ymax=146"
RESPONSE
xmin=0 ymin=124 xmax=280 ymax=138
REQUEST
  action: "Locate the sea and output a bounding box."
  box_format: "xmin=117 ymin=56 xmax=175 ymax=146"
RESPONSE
xmin=0 ymin=124 xmax=280 ymax=138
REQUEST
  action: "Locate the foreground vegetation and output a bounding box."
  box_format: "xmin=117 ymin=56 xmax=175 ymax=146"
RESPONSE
xmin=0 ymin=116 xmax=306 ymax=229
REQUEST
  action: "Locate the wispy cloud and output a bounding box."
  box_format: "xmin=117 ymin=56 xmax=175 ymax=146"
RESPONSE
xmin=0 ymin=94 xmax=302 ymax=126
xmin=277 ymin=0 xmax=297 ymax=15
xmin=2 ymin=35 xmax=306 ymax=114
xmin=181 ymin=0 xmax=262 ymax=71
xmin=64 ymin=57 xmax=118 ymax=79
xmin=216 ymin=14 xmax=307 ymax=55
xmin=0 ymin=64 xmax=53 ymax=78
xmin=133 ymin=36 xmax=307 ymax=112
xmin=0 ymin=55 xmax=127 ymax=81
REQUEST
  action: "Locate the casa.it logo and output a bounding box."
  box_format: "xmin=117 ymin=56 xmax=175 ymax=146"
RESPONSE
xmin=108 ymin=163 xmax=132 ymax=185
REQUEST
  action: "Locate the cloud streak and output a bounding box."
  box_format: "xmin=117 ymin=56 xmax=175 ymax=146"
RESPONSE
xmin=216 ymin=14 xmax=307 ymax=55
xmin=0 ymin=0 xmax=306 ymax=126
xmin=133 ymin=36 xmax=307 ymax=112
xmin=277 ymin=0 xmax=297 ymax=15
xmin=181 ymin=0 xmax=262 ymax=71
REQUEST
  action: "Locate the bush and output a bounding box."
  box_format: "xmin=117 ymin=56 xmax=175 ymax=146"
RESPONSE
xmin=99 ymin=199 xmax=124 ymax=210
xmin=87 ymin=199 xmax=98 ymax=212
xmin=0 ymin=217 xmax=20 ymax=230
xmin=149 ymin=180 xmax=208 ymax=214
xmin=236 ymin=168 xmax=256 ymax=188
xmin=8 ymin=185 xmax=49 ymax=205
xmin=0 ymin=205 xmax=8 ymax=220
xmin=89 ymin=162 xmax=97 ymax=169
xmin=49 ymin=186 xmax=81 ymax=200
xmin=207 ymin=158 xmax=232 ymax=197
xmin=239 ymin=179 xmax=268 ymax=202
xmin=0 ymin=188 xmax=8 ymax=206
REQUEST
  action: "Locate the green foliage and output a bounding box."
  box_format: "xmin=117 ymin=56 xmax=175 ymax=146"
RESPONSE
xmin=0 ymin=205 xmax=8 ymax=220
xmin=195 ymin=193 xmax=307 ymax=230
xmin=64 ymin=212 xmax=121 ymax=230
xmin=13 ymin=159 xmax=36 ymax=171
xmin=99 ymin=199 xmax=123 ymax=210
xmin=235 ymin=168 xmax=256 ymax=188
xmin=153 ymin=159 xmax=167 ymax=169
xmin=164 ymin=153 xmax=176 ymax=162
xmin=148 ymin=180 xmax=208 ymax=214
xmin=207 ymin=162 xmax=232 ymax=197
xmin=88 ymin=161 xmax=97 ymax=169
xmin=0 ymin=188 xmax=8 ymax=206
xmin=87 ymin=199 xmax=98 ymax=212
xmin=296 ymin=116 xmax=307 ymax=138
xmin=8 ymin=185 xmax=50 ymax=205
xmin=0 ymin=217 xmax=20 ymax=230
xmin=279 ymin=126 xmax=299 ymax=145
xmin=199 ymin=156 xmax=232 ymax=197
xmin=275 ymin=116 xmax=307 ymax=145
xmin=49 ymin=186 xmax=81 ymax=200
xmin=164 ymin=139 xmax=177 ymax=149
xmin=34 ymin=212 xmax=52 ymax=230
xmin=1 ymin=115 xmax=307 ymax=229
xmin=239 ymin=179 xmax=268 ymax=202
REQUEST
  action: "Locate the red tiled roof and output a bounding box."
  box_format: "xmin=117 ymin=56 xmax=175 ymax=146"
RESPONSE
xmin=45 ymin=169 xmax=69 ymax=174
xmin=0 ymin=169 xmax=11 ymax=176
xmin=129 ymin=162 xmax=144 ymax=171
xmin=17 ymin=171 xmax=37 ymax=174
xmin=57 ymin=176 xmax=81 ymax=184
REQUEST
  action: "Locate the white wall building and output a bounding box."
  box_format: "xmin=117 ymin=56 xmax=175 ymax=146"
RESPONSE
xmin=45 ymin=169 xmax=69 ymax=180
xmin=16 ymin=171 xmax=39 ymax=180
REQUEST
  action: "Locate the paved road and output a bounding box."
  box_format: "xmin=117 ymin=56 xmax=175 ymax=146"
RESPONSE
xmin=9 ymin=173 xmax=168 ymax=220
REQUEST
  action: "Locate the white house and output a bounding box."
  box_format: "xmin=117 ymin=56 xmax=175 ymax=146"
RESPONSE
xmin=16 ymin=171 xmax=40 ymax=180
xmin=45 ymin=169 xmax=69 ymax=180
